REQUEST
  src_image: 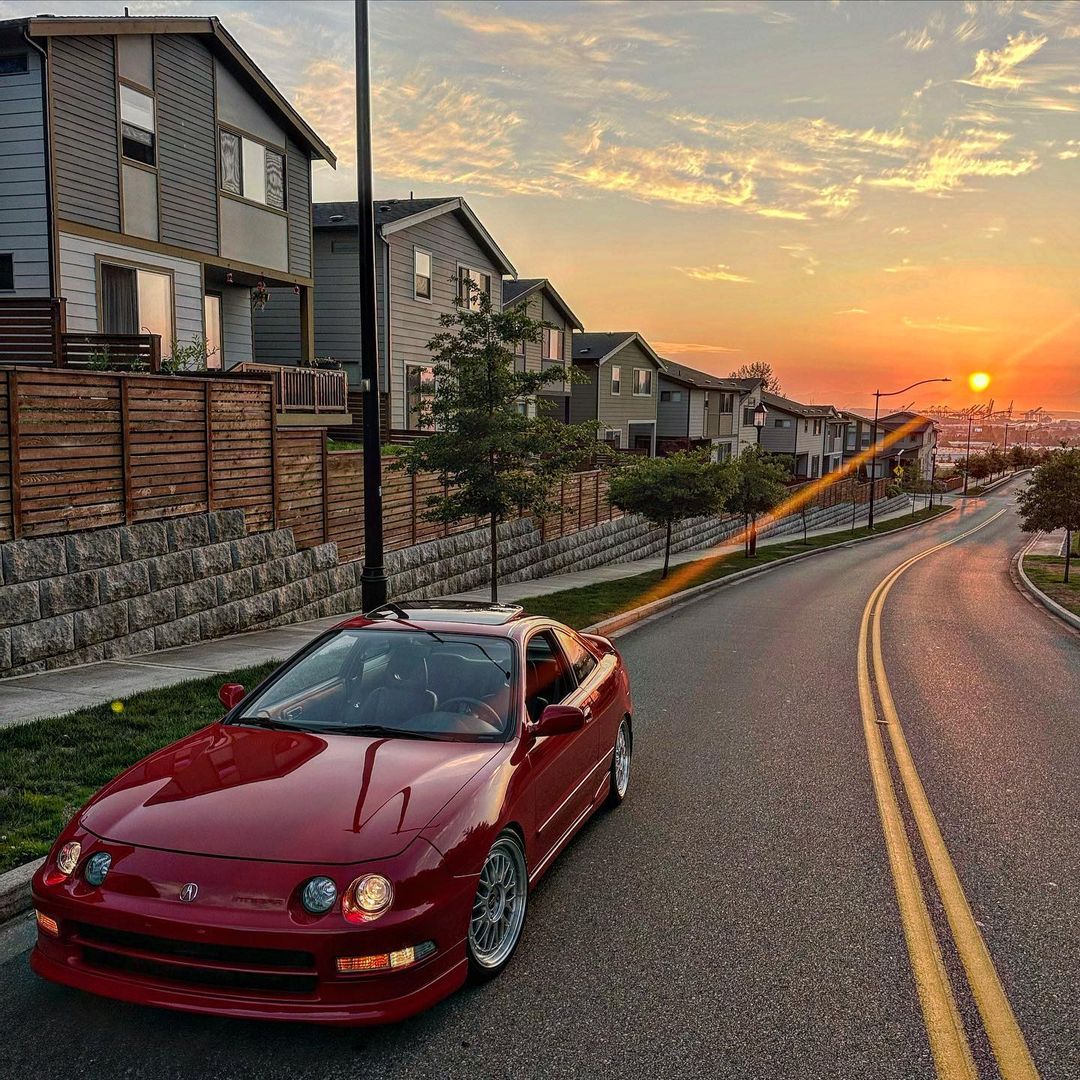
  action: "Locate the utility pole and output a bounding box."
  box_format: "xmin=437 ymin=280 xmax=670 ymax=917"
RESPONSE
xmin=963 ymin=411 xmax=974 ymax=496
xmin=355 ymin=0 xmax=387 ymax=610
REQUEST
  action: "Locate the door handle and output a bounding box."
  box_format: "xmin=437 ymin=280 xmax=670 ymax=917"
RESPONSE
xmin=582 ymin=705 xmax=593 ymax=723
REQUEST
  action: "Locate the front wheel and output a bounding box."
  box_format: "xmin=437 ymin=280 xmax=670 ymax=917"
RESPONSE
xmin=607 ymin=718 xmax=632 ymax=807
xmin=467 ymin=831 xmax=528 ymax=981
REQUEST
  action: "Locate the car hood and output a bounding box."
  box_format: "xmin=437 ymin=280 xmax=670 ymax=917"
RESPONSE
xmin=80 ymin=724 xmax=500 ymax=864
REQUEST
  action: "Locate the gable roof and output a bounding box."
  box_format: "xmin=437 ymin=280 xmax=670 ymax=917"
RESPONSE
xmin=11 ymin=15 xmax=335 ymax=164
xmin=572 ymin=332 xmax=667 ymax=371
xmin=761 ymin=391 xmax=838 ymax=418
xmin=501 ymin=278 xmax=584 ymax=331
xmin=880 ymin=411 xmax=935 ymax=432
xmin=312 ymin=198 xmax=515 ymax=276
xmin=659 ymin=362 xmax=742 ymax=392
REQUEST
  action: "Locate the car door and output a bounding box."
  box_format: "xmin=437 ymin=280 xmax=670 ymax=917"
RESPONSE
xmin=524 ymin=629 xmax=599 ymax=858
xmin=553 ymin=628 xmax=621 ymax=783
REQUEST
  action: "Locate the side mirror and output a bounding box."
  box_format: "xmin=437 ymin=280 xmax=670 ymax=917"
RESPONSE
xmin=534 ymin=704 xmax=585 ymax=737
xmin=219 ymin=683 xmax=245 ymax=711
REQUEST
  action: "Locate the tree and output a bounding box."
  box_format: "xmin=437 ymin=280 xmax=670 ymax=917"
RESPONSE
xmin=729 ymin=360 xmax=783 ymax=394
xmin=1017 ymin=448 xmax=1080 ymax=582
xmin=1008 ymin=444 xmax=1028 ymax=471
xmin=967 ymin=453 xmax=992 ymax=485
xmin=986 ymin=446 xmax=1007 ymax=479
xmin=394 ymin=286 xmax=597 ymax=601
xmin=724 ymin=447 xmax=790 ymax=557
xmin=607 ymin=451 xmax=734 ymax=578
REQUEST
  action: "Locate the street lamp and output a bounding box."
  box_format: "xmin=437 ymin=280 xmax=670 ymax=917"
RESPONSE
xmin=962 ymin=410 xmax=975 ymax=496
xmin=928 ymin=450 xmax=937 ymax=509
xmin=753 ymin=402 xmax=768 ymax=446
xmin=867 ymin=378 xmax=951 ymax=530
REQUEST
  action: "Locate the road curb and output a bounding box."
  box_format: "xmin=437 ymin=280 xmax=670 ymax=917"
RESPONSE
xmin=956 ymin=470 xmax=1029 ymax=498
xmin=1016 ymin=537 xmax=1080 ymax=633
xmin=0 ymin=858 xmax=42 ymax=925
xmin=585 ymin=505 xmax=956 ymax=639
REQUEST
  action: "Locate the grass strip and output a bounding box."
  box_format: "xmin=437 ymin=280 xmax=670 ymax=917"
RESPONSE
xmin=1023 ymin=555 xmax=1080 ymax=617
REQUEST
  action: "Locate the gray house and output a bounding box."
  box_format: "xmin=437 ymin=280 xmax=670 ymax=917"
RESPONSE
xmin=501 ymin=278 xmax=583 ymax=421
xmin=265 ymin=198 xmax=516 ymax=433
xmin=656 ymin=362 xmax=743 ymax=461
xmin=570 ymin=332 xmax=665 ymax=455
xmin=0 ymin=14 xmax=334 ymax=369
xmin=758 ymin=392 xmax=842 ymax=480
xmin=842 ymin=410 xmax=936 ymax=480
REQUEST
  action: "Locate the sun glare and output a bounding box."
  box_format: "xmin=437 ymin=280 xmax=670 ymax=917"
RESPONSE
xmin=968 ymin=371 xmax=992 ymax=393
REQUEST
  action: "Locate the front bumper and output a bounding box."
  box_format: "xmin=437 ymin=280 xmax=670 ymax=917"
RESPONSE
xmin=30 ymin=838 xmax=474 ymax=1026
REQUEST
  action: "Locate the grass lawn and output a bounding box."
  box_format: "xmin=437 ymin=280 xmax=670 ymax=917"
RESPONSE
xmin=525 ymin=504 xmax=950 ymax=629
xmin=1023 ymin=555 xmax=1080 ymax=616
xmin=0 ymin=662 xmax=277 ymax=874
xmin=0 ymin=502 xmax=949 ymax=876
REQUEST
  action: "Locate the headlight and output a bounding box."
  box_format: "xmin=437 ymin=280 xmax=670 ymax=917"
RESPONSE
xmin=300 ymin=876 xmax=338 ymax=914
xmin=84 ymin=852 xmax=111 ymax=887
xmin=55 ymin=841 xmax=81 ymax=878
xmin=342 ymin=874 xmax=393 ymax=922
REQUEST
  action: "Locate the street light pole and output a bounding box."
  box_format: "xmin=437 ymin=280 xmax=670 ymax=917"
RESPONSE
xmin=962 ymin=411 xmax=974 ymax=496
xmin=866 ymin=377 xmax=950 ymax=530
xmin=1002 ymin=418 xmax=1010 ymax=476
xmin=355 ymin=0 xmax=388 ymax=611
xmin=928 ymin=451 xmax=937 ymax=509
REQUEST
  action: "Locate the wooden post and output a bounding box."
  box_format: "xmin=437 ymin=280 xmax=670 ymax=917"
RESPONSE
xmin=321 ymin=429 xmax=329 ymax=545
xmin=299 ymin=285 xmax=315 ymax=366
xmin=7 ymin=371 xmax=21 ymax=539
xmin=594 ymin=471 xmax=600 ymax=525
xmin=120 ymin=377 xmax=133 ymax=523
xmin=51 ymin=298 xmax=64 ymax=366
xmin=559 ymin=478 xmax=565 ymax=538
xmin=411 ymin=471 xmax=418 ymax=545
xmin=578 ymin=473 xmax=583 ymax=531
xmin=148 ymin=334 xmax=161 ymax=373
xmin=269 ymin=380 xmax=280 ymax=529
xmin=204 ymin=381 xmax=214 ymax=512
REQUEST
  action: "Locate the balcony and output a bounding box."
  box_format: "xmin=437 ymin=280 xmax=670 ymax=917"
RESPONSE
xmin=233 ymin=363 xmax=351 ymax=427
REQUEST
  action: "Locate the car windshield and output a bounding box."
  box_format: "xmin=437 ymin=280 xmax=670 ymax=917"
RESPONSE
xmin=232 ymin=629 xmax=515 ymax=741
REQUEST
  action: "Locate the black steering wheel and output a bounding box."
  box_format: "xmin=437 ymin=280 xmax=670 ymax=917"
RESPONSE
xmin=440 ymin=697 xmax=502 ymax=730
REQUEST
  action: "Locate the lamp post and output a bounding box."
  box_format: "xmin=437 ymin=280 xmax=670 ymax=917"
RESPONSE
xmin=355 ymin=0 xmax=388 ymax=610
xmin=753 ymin=402 xmax=768 ymax=446
xmin=962 ymin=410 xmax=975 ymax=496
xmin=867 ymin=378 xmax=951 ymax=530
xmin=1002 ymin=418 xmax=1010 ymax=476
xmin=928 ymin=450 xmax=937 ymax=509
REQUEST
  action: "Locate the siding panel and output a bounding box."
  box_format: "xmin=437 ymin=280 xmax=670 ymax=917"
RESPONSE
xmin=52 ymin=35 xmax=120 ymax=231
xmin=286 ymin=138 xmax=311 ymax=277
xmin=155 ymin=35 xmax=218 ymax=255
xmin=251 ymin=288 xmax=300 ymax=363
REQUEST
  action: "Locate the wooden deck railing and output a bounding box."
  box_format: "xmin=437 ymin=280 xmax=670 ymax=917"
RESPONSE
xmin=0 ymin=297 xmax=161 ymax=371
xmin=235 ymin=362 xmax=349 ymax=414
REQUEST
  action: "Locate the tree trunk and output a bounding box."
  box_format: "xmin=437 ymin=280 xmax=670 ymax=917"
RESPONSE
xmin=490 ymin=515 xmax=499 ymax=602
xmin=662 ymin=519 xmax=672 ymax=579
xmin=744 ymin=513 xmax=750 ymax=557
xmin=749 ymin=515 xmax=758 ymax=557
xmin=1065 ymin=529 xmax=1072 ymax=584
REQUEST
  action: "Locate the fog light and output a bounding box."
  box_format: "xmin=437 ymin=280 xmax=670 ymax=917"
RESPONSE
xmin=84 ymin=852 xmax=111 ymax=887
xmin=336 ymin=953 xmax=389 ymax=974
xmin=336 ymin=941 xmax=435 ymax=975
xmin=35 ymin=911 xmax=59 ymax=937
xmin=300 ymin=876 xmax=337 ymax=914
xmin=55 ymin=841 xmax=81 ymax=879
xmin=342 ymin=873 xmax=393 ymax=923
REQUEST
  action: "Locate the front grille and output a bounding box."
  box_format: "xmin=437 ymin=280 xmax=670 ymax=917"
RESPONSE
xmin=73 ymin=922 xmax=318 ymax=996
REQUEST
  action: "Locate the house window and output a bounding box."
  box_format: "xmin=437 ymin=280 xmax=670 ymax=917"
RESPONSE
xmin=543 ymin=327 xmax=563 ymax=361
xmin=811 ymin=455 xmax=820 ymax=478
xmin=703 ymin=392 xmax=710 ymax=410
xmin=660 ymin=389 xmax=682 ymax=403
xmin=405 ymin=364 xmax=436 ymax=431
xmin=203 ymin=293 xmax=223 ymax=370
xmin=414 ymin=249 xmax=432 ymax=300
xmin=100 ymin=262 xmax=173 ymax=346
xmin=457 ymin=266 xmax=490 ymax=310
xmin=716 ymin=442 xmax=733 ymax=462
xmin=813 ymin=419 xmax=822 ymax=435
xmin=720 ymin=392 xmax=734 ymax=412
xmin=0 ymin=54 xmax=29 ymax=76
xmin=774 ymin=418 xmax=791 ymax=429
xmin=220 ymin=129 xmax=287 ymax=210
xmin=610 ymin=365 xmax=621 ymax=395
xmin=633 ymin=368 xmax=653 ymax=396
xmin=743 ymin=406 xmax=756 ymax=426
xmin=0 ymin=254 xmax=13 ymax=291
xmin=605 ymin=428 xmax=621 ymax=448
xmin=120 ymin=84 xmax=156 ymax=167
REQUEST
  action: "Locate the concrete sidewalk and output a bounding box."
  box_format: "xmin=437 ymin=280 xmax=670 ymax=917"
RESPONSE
xmin=0 ymin=497 xmax=934 ymax=728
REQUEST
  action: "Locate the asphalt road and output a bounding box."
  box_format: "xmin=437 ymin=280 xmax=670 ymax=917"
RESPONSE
xmin=2 ymin=478 xmax=1073 ymax=1079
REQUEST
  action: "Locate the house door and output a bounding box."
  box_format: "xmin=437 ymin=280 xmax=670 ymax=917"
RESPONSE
xmin=628 ymin=423 xmax=654 ymax=455
xmin=203 ymin=293 xmax=223 ymax=370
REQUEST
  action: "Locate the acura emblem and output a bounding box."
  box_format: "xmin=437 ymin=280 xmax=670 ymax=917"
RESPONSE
xmin=179 ymin=882 xmax=199 ymax=903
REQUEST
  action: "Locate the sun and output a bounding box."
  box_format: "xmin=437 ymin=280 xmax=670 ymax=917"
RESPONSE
xmin=968 ymin=371 xmax=991 ymax=393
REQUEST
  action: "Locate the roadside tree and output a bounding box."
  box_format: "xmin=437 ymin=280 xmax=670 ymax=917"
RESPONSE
xmin=608 ymin=450 xmax=734 ymax=578
xmin=967 ymin=453 xmax=992 ymax=486
xmin=395 ymin=286 xmax=597 ymax=601
xmin=725 ymin=448 xmax=790 ymax=557
xmin=1017 ymin=448 xmax=1080 ymax=582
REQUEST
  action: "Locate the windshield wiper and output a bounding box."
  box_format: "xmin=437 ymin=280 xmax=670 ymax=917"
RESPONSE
xmin=326 ymin=723 xmax=444 ymax=740
xmin=231 ymin=715 xmax=301 ymax=731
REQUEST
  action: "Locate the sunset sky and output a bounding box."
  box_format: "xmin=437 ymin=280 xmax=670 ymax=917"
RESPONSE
xmin=5 ymin=0 xmax=1079 ymax=412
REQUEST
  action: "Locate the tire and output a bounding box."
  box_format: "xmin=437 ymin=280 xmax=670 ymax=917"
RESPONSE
xmin=466 ymin=831 xmax=528 ymax=982
xmin=607 ymin=717 xmax=632 ymax=808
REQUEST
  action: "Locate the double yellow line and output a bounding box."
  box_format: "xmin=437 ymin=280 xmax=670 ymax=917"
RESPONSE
xmin=857 ymin=508 xmax=1040 ymax=1079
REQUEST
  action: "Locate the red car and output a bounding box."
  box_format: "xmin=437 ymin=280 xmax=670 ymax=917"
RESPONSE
xmin=31 ymin=601 xmax=634 ymax=1025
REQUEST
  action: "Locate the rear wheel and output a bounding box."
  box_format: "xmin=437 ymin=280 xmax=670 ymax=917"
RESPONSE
xmin=467 ymin=831 xmax=528 ymax=981
xmin=607 ymin=718 xmax=632 ymax=807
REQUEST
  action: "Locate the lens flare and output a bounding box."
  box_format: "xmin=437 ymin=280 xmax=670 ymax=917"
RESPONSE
xmin=968 ymin=371 xmax=991 ymax=393
xmin=111 ymin=700 xmax=124 ymax=713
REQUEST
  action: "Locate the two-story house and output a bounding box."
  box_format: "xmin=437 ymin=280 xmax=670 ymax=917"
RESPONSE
xmin=501 ymin=278 xmax=583 ymax=422
xmin=0 ymin=15 xmax=334 ymax=373
xmin=841 ymin=409 xmax=936 ymax=480
xmin=266 ymin=198 xmax=516 ymax=433
xmin=758 ymin=392 xmax=841 ymax=480
xmin=569 ymin=332 xmax=665 ymax=455
xmin=656 ymin=362 xmax=743 ymax=461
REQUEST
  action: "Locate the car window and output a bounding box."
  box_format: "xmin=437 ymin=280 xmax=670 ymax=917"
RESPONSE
xmin=554 ymin=629 xmax=598 ymax=686
xmin=524 ymin=631 xmax=576 ymax=722
xmin=257 ymin=632 xmax=358 ymax=703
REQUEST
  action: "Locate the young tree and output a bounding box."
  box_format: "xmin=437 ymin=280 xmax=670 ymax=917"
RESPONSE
xmin=395 ymin=286 xmax=597 ymax=601
xmin=1008 ymin=444 xmax=1028 ymax=471
xmin=729 ymin=360 xmax=783 ymax=394
xmin=1017 ymin=448 xmax=1080 ymax=582
xmin=607 ymin=450 xmax=734 ymax=578
xmin=967 ymin=453 xmax=992 ymax=486
xmin=724 ymin=447 xmax=790 ymax=557
xmin=986 ymin=446 xmax=1007 ymax=479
